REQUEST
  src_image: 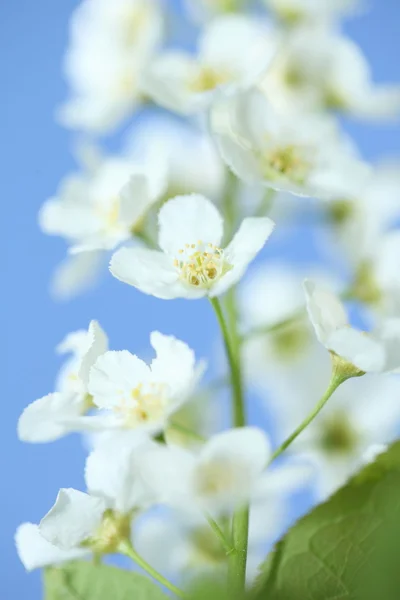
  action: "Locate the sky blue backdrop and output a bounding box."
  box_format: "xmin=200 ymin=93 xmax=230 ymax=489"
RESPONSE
xmin=3 ymin=1 xmax=400 ymax=598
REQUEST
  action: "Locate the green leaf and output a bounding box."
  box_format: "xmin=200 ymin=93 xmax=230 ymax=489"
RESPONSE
xmin=44 ymin=561 xmax=170 ymax=600
xmin=254 ymin=440 xmax=400 ymax=600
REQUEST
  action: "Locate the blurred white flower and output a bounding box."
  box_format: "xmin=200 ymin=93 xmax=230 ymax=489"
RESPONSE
xmin=240 ymin=263 xmax=326 ymax=391
xmin=83 ymin=332 xmax=203 ymax=434
xmin=139 ymin=427 xmax=273 ymax=515
xmin=211 ymin=88 xmax=369 ymax=198
xmin=16 ymin=434 xmax=158 ymax=570
xmin=304 ymin=279 xmax=400 ymax=373
xmin=288 ymin=375 xmax=400 ymax=498
xmin=263 ymin=0 xmax=361 ymax=25
xmin=262 ymin=26 xmax=400 ymax=120
xmin=135 ymin=458 xmax=308 ymax=584
xmin=126 ymin=114 xmax=226 ymax=201
xmin=18 ymin=321 xmax=108 ymax=442
xmin=110 ymin=194 xmax=274 ymax=299
xmin=142 ymin=15 xmax=277 ymax=114
xmin=184 ymin=0 xmax=240 ymax=23
xmin=49 ymin=251 xmax=106 ymax=301
xmin=58 ymin=0 xmax=163 ymax=133
xmin=40 ymin=154 xmax=166 ymax=254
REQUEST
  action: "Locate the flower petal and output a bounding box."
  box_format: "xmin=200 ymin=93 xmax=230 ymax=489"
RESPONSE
xmin=39 ymin=489 xmax=107 ymax=550
xmin=327 ymin=327 xmax=386 ymax=372
xmin=110 ymin=246 xmax=198 ymax=299
xmin=303 ymin=279 xmax=348 ymax=345
xmin=85 ymin=434 xmax=158 ymax=514
xmin=17 ymin=393 xmax=84 ymax=443
xmin=88 ymin=350 xmax=151 ymax=410
xmin=150 ymin=331 xmax=197 ymax=396
xmin=78 ymin=320 xmax=108 ymax=386
xmin=16 ymin=523 xmax=89 ymax=571
xmin=158 ymin=194 xmax=224 ymax=255
xmin=210 ymin=217 xmax=274 ymax=297
xmin=50 ymin=251 xmax=105 ymax=301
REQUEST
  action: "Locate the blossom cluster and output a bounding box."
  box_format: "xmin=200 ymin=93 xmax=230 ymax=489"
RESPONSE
xmin=17 ymin=0 xmax=400 ymax=595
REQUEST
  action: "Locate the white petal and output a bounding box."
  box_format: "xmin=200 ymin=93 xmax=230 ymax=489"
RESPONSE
xmin=303 ymin=279 xmax=348 ymax=345
xmin=78 ymin=320 xmax=108 ymax=386
xmin=88 ymin=350 xmax=150 ymax=410
xmin=16 ymin=523 xmax=89 ymax=571
xmin=254 ymin=461 xmax=313 ymax=499
xmin=50 ymin=251 xmax=105 ymax=301
xmin=327 ymin=327 xmax=386 ymax=372
xmin=85 ymin=435 xmax=158 ymax=514
xmin=110 ymin=246 xmax=198 ymax=299
xmin=142 ymin=52 xmax=207 ymax=115
xmin=150 ymin=331 xmax=198 ymax=397
xmin=210 ymin=217 xmax=275 ymax=297
xmin=18 ymin=393 xmax=84 ymax=443
xmin=39 ymin=489 xmax=106 ymax=550
xmin=119 ymin=172 xmax=161 ymax=229
xmin=158 ymin=194 xmax=224 ymax=255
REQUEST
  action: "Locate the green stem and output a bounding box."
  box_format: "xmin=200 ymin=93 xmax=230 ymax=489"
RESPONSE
xmin=133 ymin=227 xmax=156 ymax=248
xmin=269 ymin=356 xmax=352 ymax=464
xmin=210 ymin=297 xmax=245 ymax=427
xmin=119 ymin=540 xmax=186 ymax=598
xmin=206 ymin=515 xmax=236 ymax=556
xmin=210 ymin=296 xmax=248 ymax=595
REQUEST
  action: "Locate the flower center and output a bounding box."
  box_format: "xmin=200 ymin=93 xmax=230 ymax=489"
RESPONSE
xmin=263 ymin=145 xmax=311 ymax=185
xmin=174 ymin=241 xmax=232 ymax=289
xmin=113 ymin=382 xmax=168 ymax=427
xmin=272 ymin=321 xmax=311 ymax=360
xmin=195 ymin=460 xmax=239 ymax=497
xmin=191 ymin=525 xmax=227 ymax=565
xmin=87 ymin=510 xmax=131 ymax=554
xmin=189 ymin=66 xmax=233 ymax=93
xmin=319 ymin=412 xmax=358 ymax=456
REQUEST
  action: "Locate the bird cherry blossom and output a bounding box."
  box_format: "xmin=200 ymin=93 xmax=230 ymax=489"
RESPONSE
xmin=263 ymin=0 xmax=362 ymax=26
xmin=142 ymin=15 xmax=277 ymax=115
xmin=304 ymin=279 xmax=400 ymax=373
xmin=110 ymin=194 xmax=275 ymax=299
xmin=18 ymin=321 xmax=108 ymax=442
xmin=211 ymin=88 xmax=370 ymax=198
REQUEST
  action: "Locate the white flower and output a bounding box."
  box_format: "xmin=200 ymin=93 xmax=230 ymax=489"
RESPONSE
xmin=304 ymin=279 xmax=400 ymax=373
xmin=211 ymin=88 xmax=370 ymax=199
xmin=240 ymin=263 xmax=328 ymax=389
xmin=18 ymin=321 xmax=108 ymax=442
xmin=15 ymin=523 xmax=89 ymax=571
xmin=40 ymin=156 xmax=166 ymax=254
xmin=287 ymin=375 xmax=400 ymax=498
xmin=184 ymin=0 xmax=239 ymax=23
xmin=262 ymin=26 xmax=400 ymax=120
xmin=134 ymin=457 xmax=308 ymax=584
xmin=126 ymin=114 xmax=226 ymax=202
xmin=263 ymin=0 xmax=361 ymax=25
xmin=58 ymin=0 xmax=163 ymax=133
xmin=139 ymin=427 xmax=276 ymax=515
xmin=84 ymin=332 xmax=203 ymax=434
xmin=17 ymin=434 xmax=158 ymax=570
xmin=142 ymin=15 xmax=277 ymax=115
xmin=110 ymin=194 xmax=275 ymax=299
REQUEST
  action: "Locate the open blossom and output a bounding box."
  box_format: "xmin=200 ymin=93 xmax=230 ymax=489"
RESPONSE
xmin=263 ymin=0 xmax=361 ymax=25
xmin=304 ymin=280 xmax=400 ymax=373
xmin=18 ymin=321 xmax=108 ymax=443
xmin=211 ymin=88 xmax=370 ymax=199
xmin=142 ymin=15 xmax=277 ymax=115
xmin=135 ymin=458 xmax=308 ymax=584
xmin=126 ymin=114 xmax=226 ymax=202
xmin=58 ymin=0 xmax=163 ymax=133
xmin=80 ymin=331 xmax=203 ymax=434
xmin=110 ymin=194 xmax=274 ymax=299
xmin=138 ymin=427 xmax=310 ymax=516
xmin=39 ymin=154 xmax=166 ymax=254
xmin=262 ymin=26 xmax=400 ymax=120
xmin=16 ymin=434 xmax=157 ymax=570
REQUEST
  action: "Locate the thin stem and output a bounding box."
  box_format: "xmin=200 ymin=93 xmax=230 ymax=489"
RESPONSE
xmin=210 ymin=296 xmax=248 ymax=595
xmin=206 ymin=515 xmax=236 ymax=556
xmin=119 ymin=540 xmax=186 ymax=598
xmin=269 ymin=360 xmax=349 ymax=464
xmin=210 ymin=297 xmax=246 ymax=427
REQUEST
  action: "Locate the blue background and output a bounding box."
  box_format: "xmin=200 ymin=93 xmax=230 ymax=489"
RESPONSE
xmin=2 ymin=0 xmax=400 ymax=598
